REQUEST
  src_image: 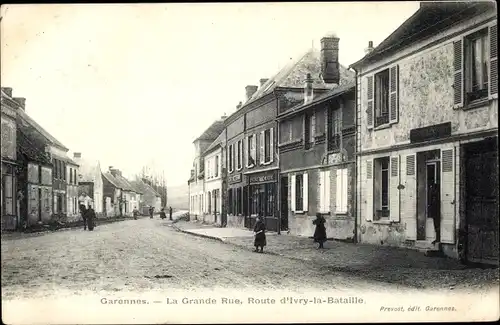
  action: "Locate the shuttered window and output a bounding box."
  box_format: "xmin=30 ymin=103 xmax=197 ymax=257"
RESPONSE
xmin=335 ymin=169 xmax=348 ymax=213
xmin=319 ymin=170 xmax=331 ymax=213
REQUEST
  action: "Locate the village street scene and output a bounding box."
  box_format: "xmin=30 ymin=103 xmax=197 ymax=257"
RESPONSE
xmin=1 ymin=1 xmax=499 ymax=324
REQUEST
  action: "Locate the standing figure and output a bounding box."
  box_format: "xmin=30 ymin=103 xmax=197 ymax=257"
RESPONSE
xmin=160 ymin=208 xmax=167 ymax=219
xmin=253 ymin=216 xmax=266 ymax=253
xmin=79 ymin=204 xmax=88 ymax=230
xmin=149 ymin=206 xmax=154 ymax=219
xmin=85 ymin=204 xmax=96 ymax=231
xmin=429 ymin=183 xmax=441 ymax=244
xmin=313 ymin=213 xmax=327 ymax=249
xmin=133 ymin=207 xmax=139 ymax=220
xmin=169 ymin=206 xmax=173 ymax=221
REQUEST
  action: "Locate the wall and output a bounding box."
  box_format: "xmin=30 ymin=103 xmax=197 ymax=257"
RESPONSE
xmin=203 ymin=147 xmax=222 ymax=225
xmin=1 ymin=114 xmax=16 ymax=160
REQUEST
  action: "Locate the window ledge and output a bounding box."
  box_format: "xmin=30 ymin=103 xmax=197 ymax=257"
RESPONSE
xmin=374 ymin=123 xmax=392 ymax=131
xmin=370 ymin=219 xmax=393 ymax=225
xmin=464 ymin=98 xmax=490 ymax=111
xmin=246 ymin=164 xmax=255 ymax=169
xmin=335 ymin=211 xmax=348 ymax=216
xmin=262 ymin=161 xmax=273 ymax=166
xmin=294 ymin=210 xmax=306 ymax=215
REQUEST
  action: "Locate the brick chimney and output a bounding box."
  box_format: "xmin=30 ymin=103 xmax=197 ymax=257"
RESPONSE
xmin=365 ymin=41 xmax=375 ymax=55
xmin=245 ymin=85 xmax=258 ymax=101
xmin=73 ymin=152 xmax=82 ymax=158
xmin=320 ymin=33 xmax=340 ymax=85
xmin=13 ymin=97 xmax=26 ymax=110
xmin=259 ymin=78 xmax=269 ymax=87
xmin=304 ymin=73 xmax=314 ymax=104
xmin=1 ymin=87 xmax=12 ymax=97
xmin=109 ymin=167 xmax=122 ymax=177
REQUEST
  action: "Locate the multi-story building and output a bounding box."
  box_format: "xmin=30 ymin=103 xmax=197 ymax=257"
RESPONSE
xmin=102 ymin=167 xmax=136 ymax=217
xmin=73 ymin=152 xmax=104 ymax=216
xmin=277 ymin=35 xmax=356 ymax=239
xmin=224 ymin=46 xmax=354 ymax=232
xmin=130 ymin=177 xmax=161 ymax=214
xmin=188 ymin=118 xmax=226 ymax=220
xmin=350 ymin=2 xmax=498 ymax=264
xmin=66 ymin=159 xmax=79 ymax=222
xmin=201 ymin=131 xmax=225 ymax=225
xmin=1 ymin=87 xmax=20 ymax=230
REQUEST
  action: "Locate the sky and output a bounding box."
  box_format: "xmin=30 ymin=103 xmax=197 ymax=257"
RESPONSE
xmin=1 ymin=2 xmax=419 ymax=186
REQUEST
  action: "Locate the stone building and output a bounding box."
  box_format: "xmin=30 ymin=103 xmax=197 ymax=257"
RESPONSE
xmin=277 ymin=44 xmax=356 ymax=239
xmin=188 ymin=118 xmax=226 ymax=220
xmin=350 ymin=2 xmax=498 ymax=264
xmin=1 ymin=88 xmax=20 ymax=230
xmin=102 ymin=167 xmax=136 ymax=217
xmin=201 ymin=130 xmax=225 ymax=225
xmin=130 ymin=178 xmax=161 ymax=214
xmin=223 ymin=46 xmax=354 ymax=232
xmin=73 ymin=153 xmax=104 ymax=216
xmin=66 ymin=158 xmax=79 ymax=222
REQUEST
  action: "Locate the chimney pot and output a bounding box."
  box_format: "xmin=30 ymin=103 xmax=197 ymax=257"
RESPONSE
xmin=304 ymin=74 xmax=314 ymax=104
xmin=320 ymin=35 xmax=340 ymax=85
xmin=236 ymin=101 xmax=243 ymax=109
xmin=259 ymin=78 xmax=269 ymax=87
xmin=13 ymin=97 xmax=26 ymax=110
xmin=245 ymin=85 xmax=258 ymax=101
xmin=365 ymin=41 xmax=375 ymax=54
xmin=73 ymin=152 xmax=82 ymax=158
xmin=1 ymin=87 xmax=13 ymax=97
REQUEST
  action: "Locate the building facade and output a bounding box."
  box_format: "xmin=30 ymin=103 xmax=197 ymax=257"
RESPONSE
xmin=66 ymin=159 xmax=79 ymax=222
xmin=1 ymin=88 xmax=19 ymax=230
xmin=73 ymin=153 xmax=104 ymax=216
xmin=202 ymin=133 xmax=224 ymax=225
xmin=351 ymin=2 xmax=498 ymax=264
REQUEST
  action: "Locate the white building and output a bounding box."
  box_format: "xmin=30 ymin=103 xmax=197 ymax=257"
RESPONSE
xmin=202 ymin=131 xmax=224 ymax=225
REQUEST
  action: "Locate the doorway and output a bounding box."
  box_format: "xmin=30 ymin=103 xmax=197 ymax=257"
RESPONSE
xmin=426 ymin=161 xmax=441 ymax=242
xmin=416 ymin=150 xmax=440 ymax=241
xmin=280 ymin=176 xmax=288 ymax=231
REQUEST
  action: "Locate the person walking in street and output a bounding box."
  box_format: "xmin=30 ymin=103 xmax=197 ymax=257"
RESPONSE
xmin=79 ymin=204 xmax=88 ymax=230
xmin=313 ymin=213 xmax=327 ymax=249
xmin=85 ymin=203 xmax=96 ymax=231
xmin=253 ymin=215 xmax=266 ymax=253
xmin=160 ymin=208 xmax=167 ymax=219
xmin=149 ymin=206 xmax=154 ymax=219
xmin=133 ymin=207 xmax=139 ymax=220
xmin=169 ymin=206 xmax=173 ymax=221
xmin=429 ymin=183 xmax=441 ymax=245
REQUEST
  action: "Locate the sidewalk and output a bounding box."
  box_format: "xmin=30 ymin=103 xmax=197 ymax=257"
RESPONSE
xmin=173 ymin=220 xmax=499 ymax=291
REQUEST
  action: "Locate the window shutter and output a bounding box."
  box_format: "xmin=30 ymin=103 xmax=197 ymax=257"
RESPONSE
xmin=389 ymin=155 xmax=400 ymax=222
xmin=325 ymin=170 xmax=330 ymax=213
xmin=303 ymin=172 xmax=309 ymax=212
xmin=367 ymin=76 xmax=374 ymax=129
xmin=319 ymin=171 xmax=325 ymax=212
xmin=252 ymin=135 xmax=257 ymax=164
xmin=365 ymin=159 xmax=373 ymax=221
xmin=335 ymin=169 xmax=342 ymax=213
xmin=232 ymin=144 xmax=236 ymax=172
xmin=440 ymin=148 xmax=456 ymax=244
xmin=270 ymin=127 xmax=274 ymax=163
xmin=389 ymin=65 xmax=399 ymax=124
xmin=453 ymin=39 xmax=464 ymax=109
xmin=401 ymin=154 xmax=417 ymax=240
xmin=311 ymin=113 xmax=316 ymax=137
xmin=260 ymin=131 xmax=265 ymax=165
xmin=489 ymin=24 xmax=498 ymax=99
xmin=245 ymin=136 xmax=249 ymax=167
xmin=341 ymin=168 xmax=347 ymax=213
xmin=290 ymin=174 xmax=296 ymax=212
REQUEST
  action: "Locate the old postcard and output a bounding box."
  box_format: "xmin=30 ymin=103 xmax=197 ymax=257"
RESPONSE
xmin=1 ymin=2 xmax=499 ymax=324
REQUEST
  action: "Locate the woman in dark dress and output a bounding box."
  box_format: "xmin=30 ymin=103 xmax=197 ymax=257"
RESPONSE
xmin=160 ymin=208 xmax=167 ymax=219
xmin=253 ymin=216 xmax=266 ymax=253
xmin=313 ymin=213 xmax=327 ymax=249
xmin=85 ymin=204 xmax=96 ymax=231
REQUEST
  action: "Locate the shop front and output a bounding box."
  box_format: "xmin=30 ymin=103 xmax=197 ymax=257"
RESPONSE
xmin=226 ymin=172 xmax=246 ymax=228
xmin=246 ymin=168 xmax=279 ymax=232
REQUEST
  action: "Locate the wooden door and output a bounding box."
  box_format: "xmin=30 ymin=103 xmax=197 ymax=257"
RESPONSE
xmin=465 ymin=140 xmax=499 ymax=265
xmin=280 ymin=176 xmax=289 ymax=231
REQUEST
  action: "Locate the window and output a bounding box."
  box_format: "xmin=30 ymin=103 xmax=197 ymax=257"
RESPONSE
xmin=247 ymin=134 xmax=256 ymax=167
xmin=227 ymin=189 xmax=233 ymax=215
xmin=62 ymin=162 xmax=66 ymax=181
xmin=465 ymin=29 xmax=489 ymax=102
xmin=305 ymin=113 xmax=315 ymax=149
xmin=264 ymin=129 xmax=271 ymax=162
xmin=237 ymin=140 xmax=242 ymax=170
xmin=374 ymin=157 xmax=390 ymax=219
xmin=208 ymin=191 xmax=211 ymax=213
xmin=2 ymin=175 xmax=14 ymax=215
xmin=229 ymin=144 xmax=233 ymax=172
xmin=69 ymin=168 xmax=73 ymax=184
xmin=266 ymin=183 xmax=275 ymax=216
xmin=250 ymin=186 xmax=259 ymax=215
xmin=374 ymin=69 xmax=390 ymax=127
xmin=215 ymin=155 xmax=219 ymax=177
xmin=319 ymin=170 xmax=330 ymax=213
xmin=295 ymin=174 xmax=304 ymax=211
xmin=236 ymin=188 xmax=242 ymax=215
xmin=328 ymin=108 xmax=341 ymax=151
xmin=335 ymin=168 xmax=348 ymax=213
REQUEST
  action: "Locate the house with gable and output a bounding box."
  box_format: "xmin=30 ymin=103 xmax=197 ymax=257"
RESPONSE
xmin=73 ymin=152 xmax=104 ymax=216
xmin=102 ymin=167 xmax=136 ymax=217
xmin=350 ymin=2 xmax=498 ymax=264
xmin=223 ymin=45 xmax=354 ymax=232
xmin=188 ymin=117 xmax=226 ymax=220
xmin=201 ymin=130 xmax=225 ymax=225
xmin=130 ymin=177 xmax=162 ymax=214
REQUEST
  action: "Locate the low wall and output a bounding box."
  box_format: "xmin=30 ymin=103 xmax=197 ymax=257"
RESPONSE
xmin=227 ymin=215 xmax=245 ymax=228
xmin=289 ymin=214 xmax=355 ymax=241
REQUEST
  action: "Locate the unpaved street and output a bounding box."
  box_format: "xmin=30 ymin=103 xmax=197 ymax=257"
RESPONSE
xmin=1 ymin=217 xmax=407 ymax=301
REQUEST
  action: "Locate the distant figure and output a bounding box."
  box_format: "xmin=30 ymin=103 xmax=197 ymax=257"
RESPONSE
xmin=85 ymin=204 xmax=96 ymax=231
xmin=79 ymin=204 xmax=88 ymax=230
xmin=429 ymin=183 xmax=441 ymax=244
xmin=313 ymin=213 xmax=327 ymax=249
xmin=160 ymin=208 xmax=167 ymax=219
xmin=133 ymin=207 xmax=139 ymax=220
xmin=149 ymin=207 xmax=154 ymax=219
xmin=169 ymin=206 xmax=173 ymax=221
xmin=253 ymin=216 xmax=266 ymax=253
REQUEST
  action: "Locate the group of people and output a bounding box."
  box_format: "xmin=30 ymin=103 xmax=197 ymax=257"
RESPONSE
xmin=253 ymin=213 xmax=328 ymax=253
xmin=79 ymin=204 xmax=96 ymax=231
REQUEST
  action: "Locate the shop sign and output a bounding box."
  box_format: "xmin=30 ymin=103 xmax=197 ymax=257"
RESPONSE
xmin=249 ymin=171 xmax=275 ymax=184
xmin=410 ymin=122 xmax=451 ymax=144
xmin=228 ymin=173 xmax=241 ymax=184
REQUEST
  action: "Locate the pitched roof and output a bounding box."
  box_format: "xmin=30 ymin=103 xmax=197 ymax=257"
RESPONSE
xmin=103 ymin=171 xmax=134 ymax=191
xmin=17 ymin=125 xmax=52 ymax=165
xmin=130 ymin=179 xmax=161 ymax=197
xmin=203 ymin=130 xmax=225 ymax=156
xmin=193 ymin=119 xmax=226 ymax=142
xmin=128 ymin=180 xmax=144 ymax=194
xmin=246 ymin=48 xmax=355 ymax=105
xmin=350 ymin=1 xmax=495 ymax=69
xmin=17 ymin=107 xmax=68 ymax=151
xmin=76 ymin=158 xmax=101 ymax=182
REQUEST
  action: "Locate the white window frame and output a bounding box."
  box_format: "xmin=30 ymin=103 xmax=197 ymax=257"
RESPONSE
xmin=319 ymin=170 xmax=330 ymax=213
xmin=335 ymin=168 xmax=348 ymax=214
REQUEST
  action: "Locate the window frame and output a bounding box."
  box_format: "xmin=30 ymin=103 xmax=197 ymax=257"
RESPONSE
xmin=264 ymin=129 xmax=271 ymax=163
xmin=373 ymin=157 xmax=391 ymax=220
xmin=464 ymin=28 xmax=490 ymax=103
xmin=374 ymin=68 xmax=390 ymax=128
xmin=295 ymin=174 xmax=304 ymax=212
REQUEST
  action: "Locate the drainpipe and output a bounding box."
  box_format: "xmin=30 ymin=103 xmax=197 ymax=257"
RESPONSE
xmin=352 ymin=67 xmax=359 ymax=244
xmin=276 ymin=116 xmax=281 ymax=235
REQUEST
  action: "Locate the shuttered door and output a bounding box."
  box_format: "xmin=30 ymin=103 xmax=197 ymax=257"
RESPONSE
xmin=402 ymin=154 xmax=417 ymax=240
xmin=365 ymin=160 xmax=373 ymax=221
xmin=440 ymin=148 xmax=456 ymax=244
xmin=389 ymin=155 xmax=400 ymax=222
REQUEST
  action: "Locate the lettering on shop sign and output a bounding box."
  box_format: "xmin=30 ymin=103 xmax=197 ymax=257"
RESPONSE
xmin=249 ymin=172 xmax=275 ymax=184
xmin=410 ymin=122 xmax=451 ymax=144
xmin=228 ymin=173 xmax=241 ymax=184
